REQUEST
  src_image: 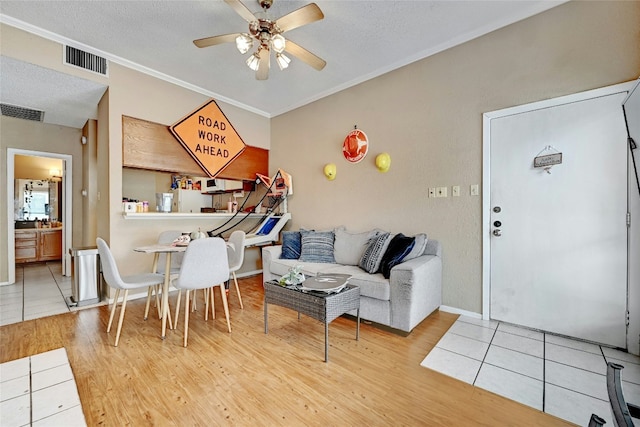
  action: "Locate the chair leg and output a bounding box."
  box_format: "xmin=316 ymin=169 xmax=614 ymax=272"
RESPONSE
xmin=209 ymin=286 xmax=216 ymax=319
xmin=204 ymin=288 xmax=210 ymax=321
xmin=219 ymin=284 xmax=231 ymax=333
xmin=154 ymin=284 xmax=162 ymax=318
xmin=144 ymin=286 xmax=153 ymax=320
xmin=114 ymin=290 xmax=129 ymax=347
xmin=183 ymin=290 xmax=190 ymax=347
xmin=232 ymin=272 xmax=243 ymax=309
xmin=174 ymin=290 xmax=182 ymax=329
xmin=107 ymin=288 xmax=120 ymax=333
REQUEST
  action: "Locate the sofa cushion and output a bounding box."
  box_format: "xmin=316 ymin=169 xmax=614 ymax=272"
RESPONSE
xmin=333 ymin=228 xmax=380 ymax=266
xmin=359 ymin=232 xmax=392 ymax=274
xmin=404 ymin=233 xmax=428 ymax=261
xmin=379 ymin=233 xmax=415 ymax=279
xmin=299 ymin=229 xmax=336 ymax=263
xmin=280 ymin=231 xmax=301 ymax=259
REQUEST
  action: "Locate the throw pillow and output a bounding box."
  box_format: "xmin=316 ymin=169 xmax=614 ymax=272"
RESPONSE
xmin=280 ymin=230 xmax=301 ymax=259
xmin=403 ymin=233 xmax=428 ymax=261
xmin=358 ymin=232 xmax=392 ymax=274
xmin=379 ymin=233 xmax=416 ymax=279
xmin=299 ymin=229 xmax=336 ymax=263
xmin=334 ymin=228 xmax=381 ymax=266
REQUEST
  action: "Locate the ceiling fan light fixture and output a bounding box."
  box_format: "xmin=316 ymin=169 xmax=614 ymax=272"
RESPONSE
xmin=276 ymin=53 xmax=290 ymax=70
xmin=236 ymin=33 xmax=253 ymax=54
xmin=246 ymin=51 xmax=261 ymax=71
xmin=271 ymin=34 xmax=286 ymax=53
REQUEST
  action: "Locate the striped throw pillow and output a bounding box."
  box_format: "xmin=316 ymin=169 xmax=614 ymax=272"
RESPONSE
xmin=299 ymin=230 xmax=336 ymax=263
xmin=358 ymin=232 xmax=391 ymax=274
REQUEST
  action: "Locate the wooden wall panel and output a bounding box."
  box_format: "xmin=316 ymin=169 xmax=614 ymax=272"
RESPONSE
xmin=122 ymin=116 xmax=268 ymax=180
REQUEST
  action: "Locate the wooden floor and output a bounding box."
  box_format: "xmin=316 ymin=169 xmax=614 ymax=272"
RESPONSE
xmin=0 ymin=275 xmax=573 ymax=426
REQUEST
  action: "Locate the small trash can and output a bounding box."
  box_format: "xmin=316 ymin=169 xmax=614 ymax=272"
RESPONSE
xmin=68 ymin=246 xmax=101 ymax=307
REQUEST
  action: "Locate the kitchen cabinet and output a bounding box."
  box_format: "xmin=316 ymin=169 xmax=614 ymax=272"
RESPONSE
xmin=15 ymin=228 xmax=62 ymax=263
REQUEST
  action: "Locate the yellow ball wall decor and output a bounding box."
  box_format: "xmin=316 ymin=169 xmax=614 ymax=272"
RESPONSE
xmin=323 ymin=163 xmax=337 ymax=180
xmin=375 ymin=153 xmax=391 ymax=172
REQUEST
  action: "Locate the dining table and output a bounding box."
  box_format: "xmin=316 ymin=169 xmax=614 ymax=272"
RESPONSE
xmin=134 ymin=240 xmax=235 ymax=339
xmin=133 ymin=243 xmax=187 ymax=339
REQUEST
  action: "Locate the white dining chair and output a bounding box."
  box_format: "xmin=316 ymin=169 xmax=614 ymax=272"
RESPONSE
xmin=144 ymin=230 xmax=183 ymax=322
xmin=97 ymin=237 xmax=165 ymax=347
xmin=172 ymin=237 xmax=230 ymax=347
xmin=227 ymin=230 xmax=246 ymax=309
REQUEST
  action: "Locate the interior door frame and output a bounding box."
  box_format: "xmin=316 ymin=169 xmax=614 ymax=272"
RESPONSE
xmin=6 ymin=148 xmax=73 ymax=283
xmin=481 ymin=81 xmax=635 ymax=321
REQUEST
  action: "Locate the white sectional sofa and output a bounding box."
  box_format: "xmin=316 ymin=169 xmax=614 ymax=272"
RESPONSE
xmin=262 ymin=229 xmax=442 ymax=334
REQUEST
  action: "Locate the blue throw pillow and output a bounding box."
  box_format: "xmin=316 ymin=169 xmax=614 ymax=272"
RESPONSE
xmin=299 ymin=229 xmax=335 ymax=263
xmin=280 ymin=231 xmax=301 ymax=259
xmin=379 ymin=233 xmax=416 ymax=279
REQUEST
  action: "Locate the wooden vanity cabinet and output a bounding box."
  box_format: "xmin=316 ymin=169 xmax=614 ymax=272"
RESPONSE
xmin=15 ymin=230 xmax=38 ymax=263
xmin=15 ymin=229 xmax=62 ymax=263
xmin=39 ymin=230 xmax=63 ymax=261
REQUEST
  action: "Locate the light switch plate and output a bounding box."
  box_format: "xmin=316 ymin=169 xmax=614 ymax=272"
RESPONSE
xmin=452 ymin=186 xmax=460 ymax=197
xmin=428 ymin=188 xmax=436 ymax=198
xmin=470 ymin=184 xmax=479 ymax=196
xmin=437 ymin=187 xmax=448 ymax=197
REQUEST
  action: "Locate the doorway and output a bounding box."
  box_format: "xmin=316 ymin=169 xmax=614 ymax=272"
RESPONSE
xmin=482 ymin=82 xmax=633 ymax=348
xmin=6 ymin=149 xmax=73 ymax=284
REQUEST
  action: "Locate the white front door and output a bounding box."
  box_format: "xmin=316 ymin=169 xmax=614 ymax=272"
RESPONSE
xmin=487 ymin=89 xmax=629 ymax=348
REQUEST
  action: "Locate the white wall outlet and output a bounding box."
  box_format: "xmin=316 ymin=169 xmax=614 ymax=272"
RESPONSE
xmin=452 ymin=185 xmax=460 ymax=197
xmin=470 ymin=184 xmax=479 ymax=196
xmin=437 ymin=187 xmax=448 ymax=197
xmin=428 ymin=187 xmax=436 ymax=198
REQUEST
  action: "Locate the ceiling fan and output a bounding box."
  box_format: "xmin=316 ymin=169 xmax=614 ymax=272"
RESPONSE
xmin=194 ymin=0 xmax=326 ymax=80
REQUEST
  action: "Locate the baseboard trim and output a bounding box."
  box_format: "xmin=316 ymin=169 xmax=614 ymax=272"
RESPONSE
xmin=439 ymin=305 xmax=482 ymax=319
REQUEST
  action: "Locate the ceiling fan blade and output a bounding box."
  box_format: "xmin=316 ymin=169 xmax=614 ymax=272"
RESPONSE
xmin=256 ymin=50 xmax=270 ymax=80
xmin=193 ymin=33 xmax=241 ymax=48
xmin=284 ymin=40 xmax=326 ymax=71
xmin=276 ymin=3 xmax=324 ymax=33
xmin=225 ymin=0 xmax=257 ymax=23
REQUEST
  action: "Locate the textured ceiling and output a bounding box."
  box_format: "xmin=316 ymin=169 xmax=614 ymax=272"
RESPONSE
xmin=0 ymin=0 xmax=565 ymax=127
xmin=0 ymin=56 xmax=107 ymax=128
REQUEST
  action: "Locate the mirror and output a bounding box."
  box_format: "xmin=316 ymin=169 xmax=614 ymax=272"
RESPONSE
xmin=14 ymin=179 xmax=59 ymax=221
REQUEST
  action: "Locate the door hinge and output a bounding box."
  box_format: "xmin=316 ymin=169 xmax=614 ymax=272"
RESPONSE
xmin=626 ymin=311 xmax=630 ymax=327
xmin=627 ymin=212 xmax=631 ymax=228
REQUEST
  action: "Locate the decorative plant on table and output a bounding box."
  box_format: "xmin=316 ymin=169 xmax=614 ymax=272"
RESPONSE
xmin=279 ymin=265 xmax=305 ymax=286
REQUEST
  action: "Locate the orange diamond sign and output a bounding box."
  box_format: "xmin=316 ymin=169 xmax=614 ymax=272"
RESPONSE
xmin=170 ymin=99 xmax=246 ymax=177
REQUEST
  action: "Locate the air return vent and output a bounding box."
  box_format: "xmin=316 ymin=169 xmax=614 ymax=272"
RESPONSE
xmin=0 ymin=103 xmax=44 ymax=122
xmin=64 ymin=45 xmax=108 ymax=76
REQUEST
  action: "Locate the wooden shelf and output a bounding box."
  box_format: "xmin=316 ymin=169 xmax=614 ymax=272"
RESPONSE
xmin=122 ymin=212 xmax=264 ymax=220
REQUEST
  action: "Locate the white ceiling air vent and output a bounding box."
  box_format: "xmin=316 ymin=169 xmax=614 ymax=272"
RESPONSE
xmin=0 ymin=103 xmax=44 ymax=122
xmin=64 ymin=45 xmax=108 ymax=76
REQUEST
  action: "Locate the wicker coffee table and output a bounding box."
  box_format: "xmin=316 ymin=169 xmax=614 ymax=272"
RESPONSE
xmin=263 ymin=280 xmax=360 ymax=362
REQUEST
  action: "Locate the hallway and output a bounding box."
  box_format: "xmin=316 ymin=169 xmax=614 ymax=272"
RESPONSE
xmin=0 ymin=263 xmax=71 ymax=326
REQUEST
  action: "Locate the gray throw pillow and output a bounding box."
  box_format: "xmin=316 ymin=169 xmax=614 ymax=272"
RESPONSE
xmin=299 ymin=229 xmax=336 ymax=263
xmin=334 ymin=228 xmax=381 ymax=266
xmin=358 ymin=232 xmax=392 ymax=274
xmin=403 ymin=233 xmax=428 ymax=261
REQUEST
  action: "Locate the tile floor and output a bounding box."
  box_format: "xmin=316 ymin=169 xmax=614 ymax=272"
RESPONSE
xmin=0 ymin=263 xmax=72 ymax=327
xmin=0 ymin=348 xmax=86 ymax=426
xmin=421 ymin=315 xmax=640 ymax=426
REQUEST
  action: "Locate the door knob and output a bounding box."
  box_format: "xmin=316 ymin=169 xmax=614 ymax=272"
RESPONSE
xmin=493 ymin=229 xmax=502 ymax=237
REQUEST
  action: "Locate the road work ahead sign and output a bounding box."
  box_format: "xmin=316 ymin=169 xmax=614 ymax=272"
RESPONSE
xmin=170 ymin=99 xmax=246 ymax=177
